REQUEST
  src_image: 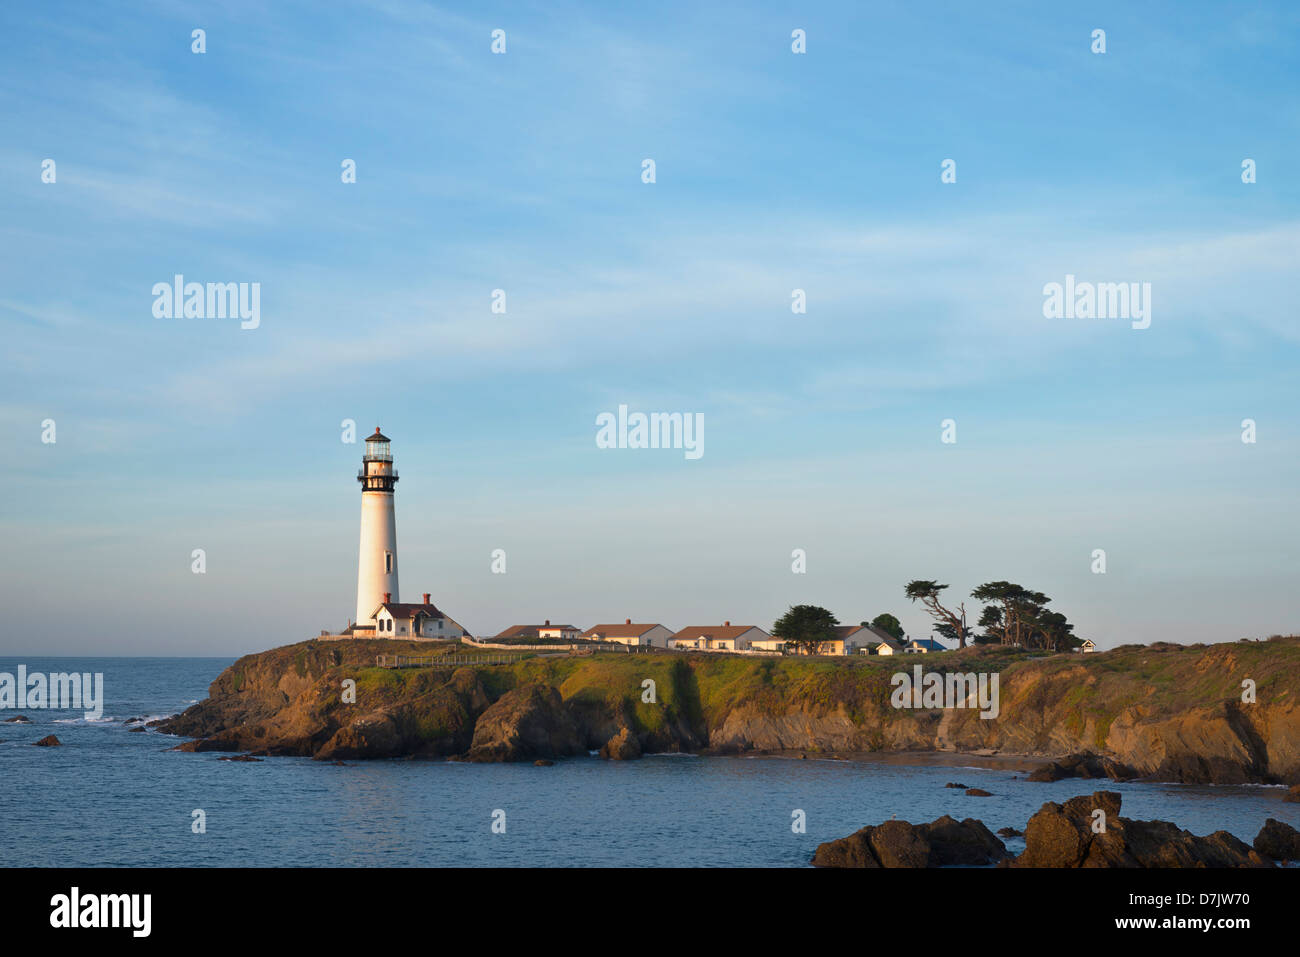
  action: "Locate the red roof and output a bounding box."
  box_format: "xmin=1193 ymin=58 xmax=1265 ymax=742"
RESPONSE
xmin=372 ymin=601 xmax=445 ymax=620
xmin=582 ymin=623 xmax=667 ymax=638
xmin=494 ymin=623 xmax=579 ymax=639
xmin=671 ymin=625 xmax=761 ymax=641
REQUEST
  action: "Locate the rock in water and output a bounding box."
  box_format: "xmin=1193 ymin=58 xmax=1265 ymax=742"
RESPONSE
xmin=465 ymin=684 xmax=582 ymax=762
xmin=1028 ymin=752 xmax=1136 ymax=783
xmin=819 ymin=792 xmax=1274 ymax=868
xmin=812 ymin=827 xmax=883 ymax=868
xmin=965 ymin=788 xmax=993 ymax=796
xmin=812 ymin=815 xmax=1005 ymax=868
xmin=1284 ymin=785 xmax=1300 ymax=804
xmin=33 ymin=735 xmax=61 ymax=747
xmin=865 ymin=819 xmax=933 ymax=868
xmin=1013 ymin=791 xmax=1121 ymax=867
xmin=5 ymin=715 xmax=32 ymax=723
xmin=944 ymin=782 xmax=968 ymax=789
xmin=315 ymin=711 xmax=403 ymax=760
xmin=1012 ymin=790 xmax=1270 ymax=868
xmin=920 ymin=816 xmax=1008 ymax=865
xmin=1253 ymin=818 xmax=1300 ymax=861
xmin=599 ymin=726 xmax=642 ymax=761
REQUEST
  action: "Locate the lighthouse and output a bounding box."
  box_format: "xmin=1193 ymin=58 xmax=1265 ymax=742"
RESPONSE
xmin=355 ymin=427 xmax=399 ymax=627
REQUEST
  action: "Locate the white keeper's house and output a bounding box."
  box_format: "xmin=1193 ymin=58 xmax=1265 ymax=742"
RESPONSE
xmin=372 ymin=592 xmax=469 ymax=639
xmin=669 ymin=622 xmax=773 ymax=652
xmin=581 ymin=620 xmax=675 ymax=647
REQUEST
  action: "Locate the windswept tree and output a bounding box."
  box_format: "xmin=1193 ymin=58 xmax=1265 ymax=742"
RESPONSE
xmin=975 ymin=604 xmax=1004 ymax=644
xmin=1033 ymin=609 xmax=1080 ymax=652
xmin=904 ymin=580 xmax=969 ymax=647
xmin=971 ymin=581 xmax=1047 ymax=646
xmin=971 ymin=581 xmax=1082 ymax=652
xmin=773 ymin=604 xmax=840 ymax=655
xmin=865 ymin=613 xmax=904 ymax=641
xmin=932 ymin=621 xmax=968 ymax=646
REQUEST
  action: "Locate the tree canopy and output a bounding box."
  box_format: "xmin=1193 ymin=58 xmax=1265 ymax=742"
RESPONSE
xmin=773 ymin=604 xmax=840 ymax=655
xmin=970 ymin=581 xmax=1082 ymax=651
xmin=866 ymin=613 xmax=904 ymax=641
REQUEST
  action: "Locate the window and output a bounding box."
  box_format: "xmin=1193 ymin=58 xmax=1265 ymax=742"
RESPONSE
xmin=384 ymin=552 xmax=393 ymax=573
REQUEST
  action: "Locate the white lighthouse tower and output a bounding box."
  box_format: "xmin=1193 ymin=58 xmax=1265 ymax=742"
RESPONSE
xmin=355 ymin=427 xmax=399 ymax=627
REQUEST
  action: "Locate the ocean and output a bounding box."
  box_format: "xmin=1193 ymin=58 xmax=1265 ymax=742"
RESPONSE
xmin=3 ymin=656 xmax=1297 ymax=867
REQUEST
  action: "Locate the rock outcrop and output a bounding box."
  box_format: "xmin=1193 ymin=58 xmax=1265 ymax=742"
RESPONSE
xmin=316 ymin=711 xmax=404 ymax=760
xmin=465 ymin=685 xmax=583 ymax=762
xmin=1009 ymin=791 xmax=1270 ymax=868
xmin=1027 ymin=752 xmax=1136 ymax=782
xmin=818 ymin=791 xmax=1281 ymax=868
xmin=1252 ymin=818 xmax=1300 ymax=862
xmin=599 ymin=726 xmax=642 ymax=760
xmin=33 ymin=735 xmax=61 ymax=747
xmin=812 ymin=815 xmax=1006 ymax=868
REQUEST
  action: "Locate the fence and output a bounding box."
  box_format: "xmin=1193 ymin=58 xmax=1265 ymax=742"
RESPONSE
xmin=375 ymin=653 xmax=524 ymax=669
xmin=461 ymin=638 xmax=585 ymax=651
xmin=568 ymin=643 xmax=664 ymax=655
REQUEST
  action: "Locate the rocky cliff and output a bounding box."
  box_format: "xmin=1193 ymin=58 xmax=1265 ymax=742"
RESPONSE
xmin=156 ymin=635 xmax=1300 ymax=784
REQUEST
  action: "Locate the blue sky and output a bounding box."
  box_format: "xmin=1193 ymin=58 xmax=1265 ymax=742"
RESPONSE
xmin=1 ymin=1 xmax=1297 ymax=655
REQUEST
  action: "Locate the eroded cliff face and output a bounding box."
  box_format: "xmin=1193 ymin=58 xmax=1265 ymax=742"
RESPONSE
xmin=930 ymin=641 xmax=1300 ymax=784
xmin=156 ymin=636 xmax=1300 ymax=784
xmin=159 ymin=641 xmax=490 ymax=759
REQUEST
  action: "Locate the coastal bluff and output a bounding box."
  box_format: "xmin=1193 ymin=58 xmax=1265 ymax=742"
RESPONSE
xmin=156 ymin=636 xmax=1300 ymax=784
